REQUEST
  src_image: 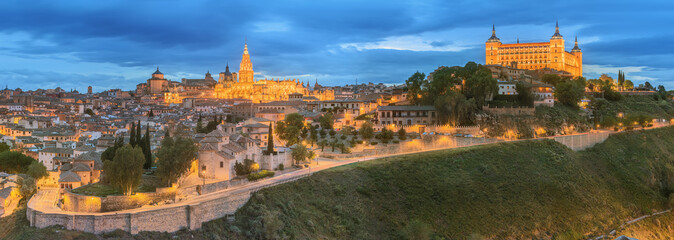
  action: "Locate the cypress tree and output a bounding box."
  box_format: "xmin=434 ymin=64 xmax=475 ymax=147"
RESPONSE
xmin=143 ymin=124 xmax=152 ymax=169
xmin=136 ymin=120 xmax=142 ymax=145
xmin=130 ymin=122 xmax=136 ymax=146
xmin=266 ymin=123 xmax=274 ymax=154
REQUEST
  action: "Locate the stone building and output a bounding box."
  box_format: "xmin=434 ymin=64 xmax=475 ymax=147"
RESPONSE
xmin=198 ymin=125 xmax=264 ymax=181
xmin=376 ymin=105 xmax=438 ymax=126
xmin=486 ymin=22 xmax=582 ymax=77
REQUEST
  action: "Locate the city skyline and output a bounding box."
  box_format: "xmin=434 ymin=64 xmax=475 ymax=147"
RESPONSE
xmin=0 ymin=0 xmax=671 ymax=91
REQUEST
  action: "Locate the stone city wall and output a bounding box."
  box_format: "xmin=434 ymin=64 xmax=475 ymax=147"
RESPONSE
xmin=28 ymin=173 xmax=309 ymax=234
xmin=62 ymin=187 xmax=176 ymax=213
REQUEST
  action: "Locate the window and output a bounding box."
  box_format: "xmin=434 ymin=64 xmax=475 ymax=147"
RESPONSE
xmin=220 ymin=162 xmax=224 ymax=168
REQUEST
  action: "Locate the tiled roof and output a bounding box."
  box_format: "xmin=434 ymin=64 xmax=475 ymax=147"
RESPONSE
xmin=200 ymin=143 xmax=218 ymax=151
xmin=59 ymin=171 xmax=81 ymax=182
xmin=215 ymin=151 xmax=236 ymax=160
xmin=223 ymin=142 xmax=246 ymax=153
xmin=71 ymin=163 xmax=91 ymax=172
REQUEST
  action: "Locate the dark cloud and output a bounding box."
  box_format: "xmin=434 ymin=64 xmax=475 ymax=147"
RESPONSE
xmin=0 ymin=0 xmax=673 ymax=90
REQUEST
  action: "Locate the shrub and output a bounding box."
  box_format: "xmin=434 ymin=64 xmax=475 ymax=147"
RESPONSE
xmin=278 ymin=164 xmax=284 ymax=171
xmin=356 ymin=140 xmax=363 ymax=144
xmin=340 ymin=135 xmax=347 ymax=140
xmin=393 ymin=140 xmax=400 ymax=144
xmin=329 ymin=129 xmax=336 ymax=137
xmin=248 ymin=170 xmax=275 ymax=181
xmin=370 ymin=142 xmax=378 ymax=145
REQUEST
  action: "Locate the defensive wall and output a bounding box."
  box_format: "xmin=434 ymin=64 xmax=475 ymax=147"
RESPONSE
xmin=27 ymin=173 xmax=308 ymax=234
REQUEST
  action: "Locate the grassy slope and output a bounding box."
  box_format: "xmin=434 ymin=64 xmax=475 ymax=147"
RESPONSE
xmin=616 ymin=212 xmax=674 ymax=239
xmin=4 ymin=127 xmax=674 ymax=239
xmin=599 ymin=95 xmax=674 ymax=119
xmin=230 ymin=127 xmax=674 ymax=239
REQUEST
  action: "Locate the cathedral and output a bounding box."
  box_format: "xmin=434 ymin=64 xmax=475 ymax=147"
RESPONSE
xmin=212 ymin=43 xmax=334 ymax=103
xmin=161 ymin=43 xmax=334 ymax=104
xmin=485 ymin=22 xmax=583 ymax=77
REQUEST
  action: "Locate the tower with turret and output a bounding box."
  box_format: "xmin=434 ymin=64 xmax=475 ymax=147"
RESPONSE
xmin=238 ymin=43 xmax=254 ymax=83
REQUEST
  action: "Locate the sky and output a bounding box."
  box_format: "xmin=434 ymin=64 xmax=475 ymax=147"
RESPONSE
xmin=0 ymin=0 xmax=672 ymax=92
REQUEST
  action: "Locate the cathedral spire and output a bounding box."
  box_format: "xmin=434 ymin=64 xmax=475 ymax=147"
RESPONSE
xmin=517 ymin=36 xmax=519 ymax=43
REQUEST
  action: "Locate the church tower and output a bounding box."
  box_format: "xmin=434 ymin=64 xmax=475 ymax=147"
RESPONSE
xmin=238 ymin=43 xmax=254 ymax=83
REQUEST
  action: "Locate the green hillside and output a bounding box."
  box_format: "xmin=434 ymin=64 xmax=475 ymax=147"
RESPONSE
xmin=4 ymin=127 xmax=674 ymax=239
xmin=227 ymin=127 xmax=674 ymax=239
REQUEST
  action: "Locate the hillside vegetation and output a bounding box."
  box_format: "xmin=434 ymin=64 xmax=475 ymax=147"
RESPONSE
xmin=4 ymin=127 xmax=674 ymax=239
xmin=228 ymin=126 xmax=674 ymax=239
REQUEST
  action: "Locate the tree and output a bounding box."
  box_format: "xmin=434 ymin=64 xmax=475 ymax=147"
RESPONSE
xmin=148 ymin=109 xmax=154 ymax=117
xmin=276 ymin=113 xmax=305 ymax=146
xmin=156 ymin=136 xmax=198 ymax=187
xmin=515 ymin=83 xmax=534 ymax=107
xmin=434 ymin=91 xmax=476 ymax=125
xmin=330 ymin=138 xmax=338 ymax=152
xmin=617 ymin=70 xmax=625 ymax=91
xmin=0 ymin=142 xmax=9 ymax=153
xmin=0 ymin=151 xmax=37 ymax=173
xmin=398 ymin=129 xmax=407 ymax=141
xmin=26 ymin=161 xmax=48 ymax=180
xmin=102 ymin=137 xmax=124 ymax=162
xmin=136 ymin=120 xmax=142 ymax=146
xmin=541 ymin=74 xmax=562 ymax=87
xmin=309 ymin=126 xmax=318 ymax=147
xmin=16 ymin=175 xmax=37 ymax=199
xmin=266 ymin=124 xmax=274 ymax=154
xmin=359 ymin=121 xmax=375 ymax=142
xmin=84 ymin=108 xmax=95 ymax=116
xmin=379 ymin=129 xmax=394 ymax=144
xmin=291 ymin=144 xmax=309 ymax=165
xmin=129 ymin=122 xmax=136 ymax=147
xmin=104 ymin=145 xmax=145 ymax=195
xmin=142 ymin=124 xmax=152 ymax=169
xmin=658 ymin=85 xmax=669 ymax=100
xmin=318 ymin=113 xmax=334 ymax=130
xmin=554 ymin=79 xmax=585 ymax=108
xmin=405 ymin=71 xmax=427 ymax=105
xmin=463 ymin=64 xmax=498 ymax=108
xmin=318 ymin=139 xmax=328 ymax=151
xmin=644 ymin=81 xmax=654 ymax=91
xmin=624 ymin=80 xmax=634 ymax=90
xmin=328 ymin=129 xmax=336 ymax=137
xmin=196 ymin=115 xmax=204 ymax=133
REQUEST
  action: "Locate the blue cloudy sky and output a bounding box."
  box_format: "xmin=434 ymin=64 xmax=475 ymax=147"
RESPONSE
xmin=0 ymin=0 xmax=672 ymax=92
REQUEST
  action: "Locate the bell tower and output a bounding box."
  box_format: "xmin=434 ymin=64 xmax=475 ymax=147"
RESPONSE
xmin=239 ymin=42 xmax=254 ymax=83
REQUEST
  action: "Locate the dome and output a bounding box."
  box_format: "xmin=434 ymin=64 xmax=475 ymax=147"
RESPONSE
xmin=153 ymin=67 xmax=163 ymax=75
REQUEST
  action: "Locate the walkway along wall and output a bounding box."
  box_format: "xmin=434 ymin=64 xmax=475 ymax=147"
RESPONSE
xmin=27 ymin=173 xmax=308 ymax=234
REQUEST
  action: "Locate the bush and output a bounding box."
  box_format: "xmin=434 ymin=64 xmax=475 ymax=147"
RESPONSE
xmin=329 ymin=130 xmax=336 ymax=137
xmin=278 ymin=164 xmax=284 ymax=171
xmin=340 ymin=135 xmax=347 ymax=140
xmin=248 ymin=170 xmax=275 ymax=181
xmin=356 ymin=140 xmax=363 ymax=144
xmin=370 ymin=142 xmax=378 ymax=145
xmin=393 ymin=140 xmax=400 ymax=144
